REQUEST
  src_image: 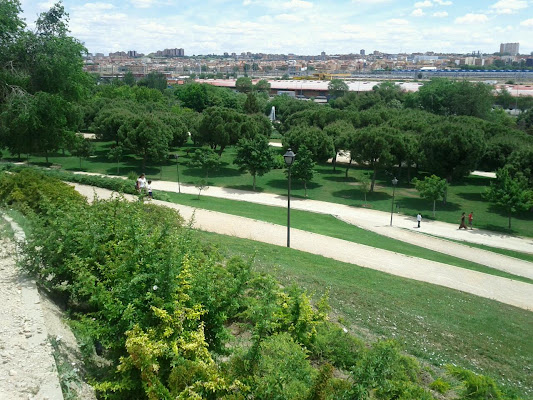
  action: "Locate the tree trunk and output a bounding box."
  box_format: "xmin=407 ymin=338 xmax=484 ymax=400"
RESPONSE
xmin=117 ymin=159 xmax=120 ymax=175
xmin=332 ymin=153 xmax=337 ymax=172
xmin=508 ymin=213 xmax=512 ymax=229
xmin=345 ymin=159 xmax=352 ymax=179
xmin=433 ymin=200 xmax=436 ymax=217
xmin=253 ymin=174 xmax=256 ymax=191
xmin=45 ymin=150 xmax=49 ymax=164
xmin=370 ymin=165 xmax=377 ymax=193
xmin=79 ymin=157 xmax=82 ymax=169
xmin=304 ymin=181 xmax=307 ymax=197
xmin=407 ymin=163 xmax=411 ymax=183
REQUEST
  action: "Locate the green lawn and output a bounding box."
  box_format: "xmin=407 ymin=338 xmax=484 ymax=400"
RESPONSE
xmin=5 ymin=139 xmax=533 ymax=237
xmin=196 ymin=230 xmax=533 ymax=399
xmin=161 ymin=190 xmax=533 ymax=284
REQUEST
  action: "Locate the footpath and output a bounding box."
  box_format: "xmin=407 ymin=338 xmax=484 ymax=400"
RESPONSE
xmin=0 ymin=216 xmax=63 ymax=400
xmin=73 ymin=184 xmax=533 ymax=311
xmin=72 ymin=172 xmax=533 ymax=281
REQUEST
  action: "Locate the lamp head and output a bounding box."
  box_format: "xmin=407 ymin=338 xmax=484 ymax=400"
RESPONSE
xmin=284 ymin=149 xmax=296 ymax=166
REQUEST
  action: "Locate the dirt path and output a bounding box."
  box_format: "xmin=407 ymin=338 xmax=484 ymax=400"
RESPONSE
xmin=70 ymin=172 xmax=533 ymax=280
xmin=72 ymin=184 xmax=533 ymax=311
xmin=0 ymin=216 xmax=63 ymax=400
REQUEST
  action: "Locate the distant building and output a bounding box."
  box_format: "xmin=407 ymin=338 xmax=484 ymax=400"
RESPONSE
xmin=156 ymin=48 xmax=184 ymax=57
xmin=360 ymin=49 xmax=365 ymax=56
xmin=526 ymin=58 xmax=533 ymax=67
xmin=128 ymin=50 xmax=137 ymax=57
xmin=500 ymin=43 xmax=519 ymax=56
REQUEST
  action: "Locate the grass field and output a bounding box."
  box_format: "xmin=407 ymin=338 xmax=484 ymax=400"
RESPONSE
xmin=196 ymin=230 xmax=533 ymax=398
xmin=158 ymin=190 xmax=533 ymax=284
xmin=4 ymin=139 xmax=533 ymax=237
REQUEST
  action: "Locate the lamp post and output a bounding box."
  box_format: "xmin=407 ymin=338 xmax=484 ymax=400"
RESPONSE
xmin=390 ymin=177 xmax=398 ymax=226
xmin=283 ymin=149 xmax=296 ymax=248
xmin=175 ymin=154 xmax=181 ymax=193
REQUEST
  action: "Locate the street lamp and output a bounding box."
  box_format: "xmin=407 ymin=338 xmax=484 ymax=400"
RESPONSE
xmin=175 ymin=154 xmax=181 ymax=193
xmin=390 ymin=177 xmax=398 ymax=226
xmin=284 ymin=148 xmax=296 ymax=248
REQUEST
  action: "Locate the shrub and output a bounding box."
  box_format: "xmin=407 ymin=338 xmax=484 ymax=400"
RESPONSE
xmin=446 ymin=365 xmax=509 ymax=400
xmin=253 ymin=333 xmax=314 ymax=400
xmin=310 ymin=323 xmax=364 ymax=369
xmin=429 ymin=377 xmax=450 ymax=394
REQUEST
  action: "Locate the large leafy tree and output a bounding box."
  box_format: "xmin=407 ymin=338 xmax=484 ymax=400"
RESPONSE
xmin=120 ymin=114 xmax=172 ymax=169
xmin=189 ymin=147 xmax=221 ymax=178
xmin=420 ymin=119 xmax=486 ymax=182
xmin=196 ymin=106 xmax=246 ymax=154
xmin=234 ymin=136 xmax=274 ymax=190
xmin=283 ymin=126 xmax=335 ymax=163
xmin=412 ymin=78 xmax=493 ymax=120
xmin=323 ymin=120 xmax=356 ymax=171
xmin=236 ymin=77 xmax=253 ymax=93
xmin=348 ymin=126 xmax=395 ymax=192
xmin=328 ymin=79 xmax=349 ymax=98
xmin=484 ymin=168 xmax=533 ymax=229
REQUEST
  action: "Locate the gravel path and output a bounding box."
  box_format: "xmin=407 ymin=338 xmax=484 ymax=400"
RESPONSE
xmin=72 ymin=184 xmax=533 ymax=311
xmin=70 ymin=171 xmax=533 ymax=280
xmin=0 ymin=216 xmax=63 ymax=400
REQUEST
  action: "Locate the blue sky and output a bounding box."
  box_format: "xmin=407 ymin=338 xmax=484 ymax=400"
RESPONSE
xmin=20 ymin=0 xmax=533 ymax=55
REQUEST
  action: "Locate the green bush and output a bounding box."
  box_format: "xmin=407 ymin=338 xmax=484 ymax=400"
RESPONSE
xmin=253 ymin=332 xmax=314 ymax=400
xmin=0 ymin=169 xmax=85 ymax=214
xmin=429 ymin=377 xmax=450 ymax=394
xmin=446 ymin=365 xmax=516 ymax=400
xmin=310 ymin=323 xmax=364 ymax=369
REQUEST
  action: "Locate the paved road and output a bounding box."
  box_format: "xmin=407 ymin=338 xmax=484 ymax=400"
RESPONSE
xmin=72 ymin=184 xmax=533 ymax=311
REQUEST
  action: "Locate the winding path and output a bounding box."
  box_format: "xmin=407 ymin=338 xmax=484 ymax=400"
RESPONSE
xmin=72 ymin=184 xmax=533 ymax=311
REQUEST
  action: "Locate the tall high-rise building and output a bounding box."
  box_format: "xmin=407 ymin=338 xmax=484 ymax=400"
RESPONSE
xmin=499 ymin=43 xmax=519 ymax=56
xmin=360 ymin=49 xmax=365 ymax=56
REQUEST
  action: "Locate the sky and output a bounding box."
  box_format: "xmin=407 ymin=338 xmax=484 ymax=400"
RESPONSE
xmin=19 ymin=0 xmax=533 ymax=56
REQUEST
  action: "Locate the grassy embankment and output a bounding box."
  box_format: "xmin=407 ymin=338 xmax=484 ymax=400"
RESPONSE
xmin=196 ymin=230 xmax=533 ymax=399
xmin=5 ymin=139 xmax=532 ymax=237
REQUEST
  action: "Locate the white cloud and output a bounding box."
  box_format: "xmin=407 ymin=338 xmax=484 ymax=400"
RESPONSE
xmin=520 ymin=18 xmax=533 ymax=26
xmin=279 ymin=0 xmax=313 ymax=9
xmin=432 ymin=11 xmax=448 ymax=17
xmin=490 ymin=0 xmax=528 ymax=14
xmin=411 ymin=8 xmax=425 ymax=16
xmin=414 ymin=1 xmax=432 ymax=7
xmin=275 ymin=13 xmax=304 ymax=22
xmin=243 ymin=0 xmax=252 ymax=5
xmin=130 ymin=0 xmax=156 ymax=8
xmin=455 ymin=13 xmax=488 ymax=24
xmin=433 ymin=0 xmax=452 ymax=5
xmin=386 ymin=18 xmax=409 ymax=25
xmin=351 ymin=0 xmax=392 ymax=3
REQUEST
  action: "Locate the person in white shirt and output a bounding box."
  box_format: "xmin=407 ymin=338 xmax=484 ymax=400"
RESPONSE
xmin=147 ymin=180 xmax=153 ymax=199
xmin=136 ymin=174 xmax=147 ymax=192
xmin=416 ymin=213 xmax=422 ymax=228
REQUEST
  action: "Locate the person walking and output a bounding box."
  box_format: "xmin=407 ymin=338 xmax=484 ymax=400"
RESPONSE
xmin=459 ymin=212 xmax=467 ymax=229
xmin=468 ymin=211 xmax=474 ymax=230
xmin=147 ymin=180 xmax=153 ymax=200
xmin=136 ymin=173 xmax=147 ymax=193
xmin=416 ymin=213 xmax=422 ymax=228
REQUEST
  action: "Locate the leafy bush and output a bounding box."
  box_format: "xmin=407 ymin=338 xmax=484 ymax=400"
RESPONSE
xmin=446 ymin=365 xmax=516 ymax=400
xmin=253 ymin=333 xmax=314 ymax=400
xmin=0 ymin=169 xmax=85 ymax=214
xmin=429 ymin=377 xmax=450 ymax=394
xmin=310 ymin=323 xmax=364 ymax=369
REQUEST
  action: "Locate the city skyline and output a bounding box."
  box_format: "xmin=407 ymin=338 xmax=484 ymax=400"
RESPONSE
xmin=20 ymin=0 xmax=533 ymax=55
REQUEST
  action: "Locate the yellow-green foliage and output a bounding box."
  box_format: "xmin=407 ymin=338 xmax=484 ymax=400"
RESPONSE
xmin=446 ymin=365 xmax=518 ymax=400
xmin=429 ymin=377 xmax=450 ymax=394
xmin=0 ymin=168 xmax=85 ymax=214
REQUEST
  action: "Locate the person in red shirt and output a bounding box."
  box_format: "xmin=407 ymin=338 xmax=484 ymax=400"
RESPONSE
xmin=468 ymin=212 xmax=473 ymax=230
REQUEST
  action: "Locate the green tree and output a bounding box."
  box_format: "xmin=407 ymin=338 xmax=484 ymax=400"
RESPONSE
xmin=255 ymin=79 xmax=271 ymax=93
xmin=137 ymin=71 xmax=167 ymax=92
xmin=283 ymin=126 xmax=335 ymax=162
xmin=412 ymin=174 xmax=448 ymax=217
xmin=123 ymin=71 xmax=135 ymax=86
xmin=234 ymin=136 xmax=274 ymax=190
xmin=289 ymin=145 xmax=315 ymax=197
xmin=323 ymin=120 xmax=356 ymax=171
xmin=348 ymin=126 xmax=394 ymax=192
xmin=420 ymin=119 xmax=486 ymax=182
xmin=120 ymin=113 xmax=172 ymax=170
xmin=196 ymin=106 xmax=245 ymax=154
xmin=107 ymin=144 xmax=124 ymax=175
xmin=484 ymin=168 xmax=533 ymax=229
xmin=244 ymin=92 xmax=260 ymax=114
xmin=328 ymin=79 xmax=349 ymax=98
xmin=69 ymin=134 xmax=94 ymax=168
xmin=236 ymin=76 xmax=253 ymax=93
xmin=189 ymin=147 xmax=221 ymax=178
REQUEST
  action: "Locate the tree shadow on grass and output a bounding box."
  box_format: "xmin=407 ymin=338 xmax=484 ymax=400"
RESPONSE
xmin=332 ymin=188 xmax=390 ymax=202
xmin=322 ymin=175 xmax=357 ymax=183
xmin=455 ymin=192 xmax=484 ymax=202
xmin=225 ymin=184 xmax=265 ymax=193
xmin=265 ymin=179 xmax=323 ymax=191
xmin=397 ymin=197 xmax=461 ymax=213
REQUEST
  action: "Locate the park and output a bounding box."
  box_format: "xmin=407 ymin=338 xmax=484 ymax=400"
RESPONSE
xmin=1 ymin=2 xmax=533 ymax=399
